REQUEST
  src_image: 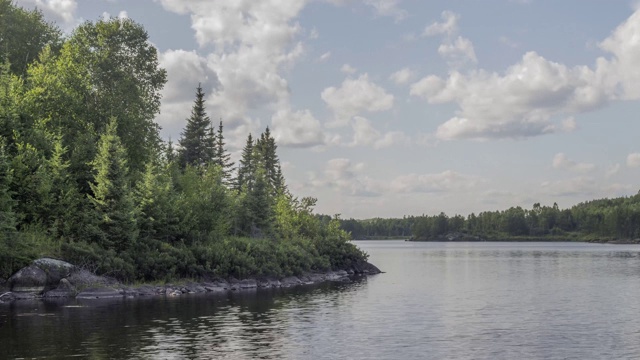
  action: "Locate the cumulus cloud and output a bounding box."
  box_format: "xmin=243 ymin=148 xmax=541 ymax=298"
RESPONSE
xmin=627 ymin=153 xmax=640 ymax=168
xmin=389 ymin=67 xmax=415 ymax=85
xmin=340 ymin=64 xmax=358 ymax=74
xmin=552 ymin=153 xmax=596 ymax=173
xmin=271 ymin=107 xmax=326 ymax=148
xmin=410 ymin=9 xmax=640 ymax=141
xmin=348 ymin=117 xmax=409 ymax=148
xmin=363 ymin=0 xmax=407 ymax=22
xmin=321 ymin=74 xmax=394 ymax=126
xmin=16 ymin=0 xmax=78 ymax=26
xmin=156 ymin=0 xmax=309 ymax=146
xmin=411 ymin=51 xmax=615 ymax=140
xmin=316 ymin=159 xmax=383 ymax=197
xmin=438 ymin=36 xmax=477 ymax=66
xmin=423 ymin=10 xmax=459 ymax=37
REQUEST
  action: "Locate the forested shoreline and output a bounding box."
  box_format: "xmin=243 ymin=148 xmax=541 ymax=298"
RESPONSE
xmin=0 ymin=2 xmax=367 ymax=281
xmin=339 ymin=195 xmax=640 ymax=243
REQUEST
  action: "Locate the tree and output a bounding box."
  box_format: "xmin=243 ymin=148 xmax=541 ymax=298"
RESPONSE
xmin=236 ymin=133 xmax=255 ymax=190
xmin=88 ymin=118 xmax=138 ymax=253
xmin=255 ymin=127 xmax=285 ymax=193
xmin=179 ymin=84 xmax=213 ymax=168
xmin=0 ymin=0 xmax=62 ymax=77
xmin=214 ymin=120 xmax=235 ymax=186
xmin=67 ymin=17 xmax=167 ymax=177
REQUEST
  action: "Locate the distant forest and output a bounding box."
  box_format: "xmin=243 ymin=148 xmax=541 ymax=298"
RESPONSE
xmin=338 ymin=193 xmax=640 ymax=242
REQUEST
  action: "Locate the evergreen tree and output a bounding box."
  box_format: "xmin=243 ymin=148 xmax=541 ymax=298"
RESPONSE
xmin=236 ymin=133 xmax=255 ymax=190
xmin=215 ymin=120 xmax=235 ymax=186
xmin=88 ymin=118 xmax=137 ymax=253
xmin=255 ymin=127 xmax=285 ymax=193
xmin=179 ymin=84 xmax=213 ymax=168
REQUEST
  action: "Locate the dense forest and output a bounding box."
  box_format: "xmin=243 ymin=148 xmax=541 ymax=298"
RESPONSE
xmin=0 ymin=2 xmax=367 ymax=281
xmin=338 ymin=195 xmax=640 ymax=242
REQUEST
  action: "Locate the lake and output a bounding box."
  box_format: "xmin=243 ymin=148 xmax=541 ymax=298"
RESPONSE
xmin=2 ymin=241 xmax=640 ymax=359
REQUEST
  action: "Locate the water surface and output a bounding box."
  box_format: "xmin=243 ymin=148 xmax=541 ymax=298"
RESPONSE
xmin=2 ymin=241 xmax=640 ymax=359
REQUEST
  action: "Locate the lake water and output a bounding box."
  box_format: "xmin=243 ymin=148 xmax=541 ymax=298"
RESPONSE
xmin=2 ymin=241 xmax=640 ymax=359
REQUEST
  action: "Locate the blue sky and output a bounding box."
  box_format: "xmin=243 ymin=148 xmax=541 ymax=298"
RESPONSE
xmin=17 ymin=0 xmax=640 ymax=218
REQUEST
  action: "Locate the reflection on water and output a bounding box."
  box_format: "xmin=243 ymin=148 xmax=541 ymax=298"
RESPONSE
xmin=2 ymin=242 xmax=640 ymax=359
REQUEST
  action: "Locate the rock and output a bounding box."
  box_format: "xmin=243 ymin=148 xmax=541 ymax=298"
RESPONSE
xmin=66 ymin=269 xmax=116 ymax=290
xmin=136 ymin=285 xmax=157 ymax=296
xmin=44 ymin=278 xmax=76 ymax=298
xmin=0 ymin=291 xmax=15 ymax=302
xmin=8 ymin=265 xmax=48 ymax=293
xmin=11 ymin=292 xmax=37 ymax=300
xmin=239 ymin=279 xmax=257 ymax=289
xmin=350 ymin=260 xmax=382 ymax=275
xmin=33 ymin=258 xmax=75 ymax=286
xmin=76 ymin=287 xmax=123 ymax=299
xmin=280 ymin=276 xmax=301 ymax=287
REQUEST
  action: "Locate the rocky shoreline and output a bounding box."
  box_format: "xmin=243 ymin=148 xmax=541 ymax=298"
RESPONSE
xmin=0 ymin=258 xmax=382 ymax=303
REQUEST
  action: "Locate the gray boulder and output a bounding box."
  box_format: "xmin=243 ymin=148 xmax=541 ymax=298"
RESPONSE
xmin=351 ymin=260 xmax=382 ymax=275
xmin=34 ymin=258 xmax=75 ymax=286
xmin=66 ymin=269 xmax=116 ymax=290
xmin=8 ymin=265 xmax=48 ymax=293
xmin=44 ymin=278 xmax=76 ymax=298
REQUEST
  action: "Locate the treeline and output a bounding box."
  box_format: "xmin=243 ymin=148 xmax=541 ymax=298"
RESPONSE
xmin=411 ymin=196 xmax=640 ymax=241
xmin=340 ymin=196 xmax=640 ymax=242
xmin=0 ymin=2 xmax=366 ymax=280
xmin=339 ymin=217 xmax=415 ymax=239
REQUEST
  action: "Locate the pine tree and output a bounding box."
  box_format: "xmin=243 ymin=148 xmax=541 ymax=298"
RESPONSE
xmin=236 ymin=133 xmax=255 ymax=190
xmin=215 ymin=120 xmax=235 ymax=186
xmin=88 ymin=118 xmax=138 ymax=253
xmin=178 ymin=84 xmax=213 ymax=168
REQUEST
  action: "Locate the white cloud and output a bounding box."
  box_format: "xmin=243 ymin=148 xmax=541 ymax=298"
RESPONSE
xmin=319 ymin=159 xmax=383 ymax=197
xmin=16 ymin=0 xmax=77 ymax=26
xmin=348 ymin=117 xmax=410 ymax=148
xmin=552 ymin=153 xmax=596 ymax=173
xmin=321 ymin=74 xmax=394 ymax=126
xmin=561 ymin=117 xmax=578 ymax=132
xmin=423 ymin=10 xmax=459 ymax=37
xmin=363 ymin=0 xmax=407 ymax=22
xmin=410 ymin=9 xmax=640 ymax=141
xmin=271 ymin=107 xmax=326 ymax=148
xmin=627 ymin=153 xmax=640 ymax=168
xmin=437 ymin=36 xmax=477 ymax=66
xmin=411 ymin=51 xmax=615 ymax=140
xmin=350 ymin=117 xmax=381 ymax=147
xmin=157 ymin=0 xmax=308 ymax=145
xmin=598 ymin=9 xmax=640 ymax=100
xmin=500 ymin=36 xmax=520 ymax=49
xmin=318 ymin=51 xmax=332 ymax=62
xmin=340 ymin=64 xmax=358 ymax=74
xmin=390 ymin=170 xmax=482 ymax=193
xmin=389 ymin=67 xmax=415 ymax=85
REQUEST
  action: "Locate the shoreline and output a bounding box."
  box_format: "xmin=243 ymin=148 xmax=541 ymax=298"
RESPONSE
xmin=0 ymin=258 xmax=382 ymax=303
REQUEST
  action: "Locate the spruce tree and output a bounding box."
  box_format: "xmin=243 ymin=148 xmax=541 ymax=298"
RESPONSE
xmin=178 ymin=84 xmax=213 ymax=168
xmin=255 ymin=127 xmax=285 ymax=193
xmin=236 ymin=133 xmax=255 ymax=191
xmin=88 ymin=118 xmax=137 ymax=253
xmin=215 ymin=120 xmax=235 ymax=186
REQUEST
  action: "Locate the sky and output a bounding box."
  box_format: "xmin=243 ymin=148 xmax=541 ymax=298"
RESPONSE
xmin=15 ymin=0 xmax=640 ymax=219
